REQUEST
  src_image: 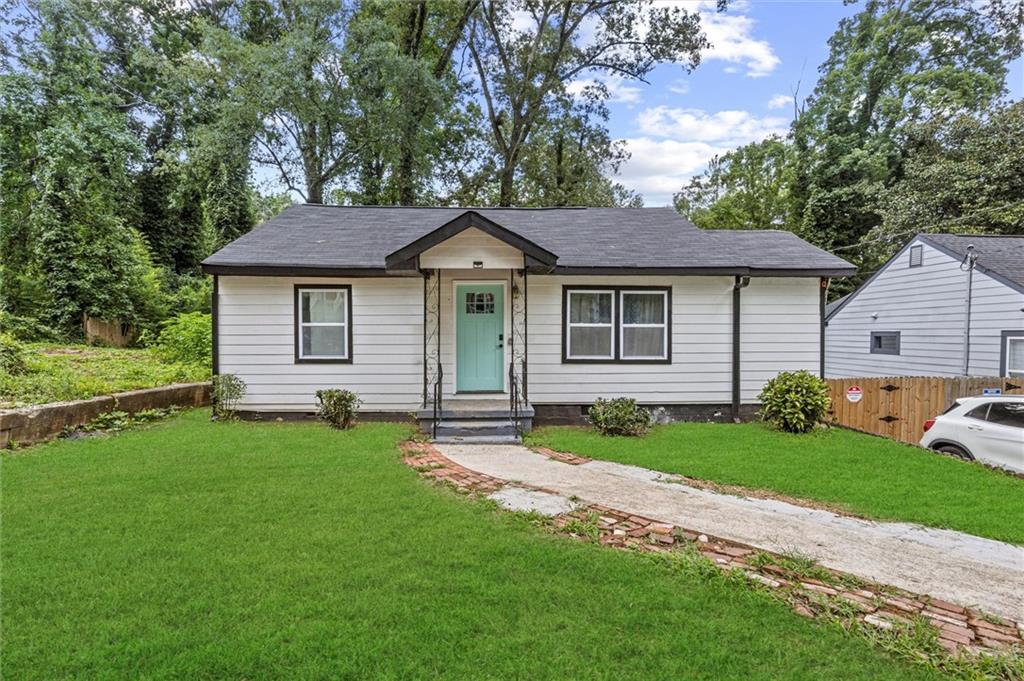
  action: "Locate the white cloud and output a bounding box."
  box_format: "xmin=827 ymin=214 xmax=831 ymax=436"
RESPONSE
xmin=635 ymin=106 xmax=788 ymax=145
xmin=615 ymin=106 xmax=789 ymax=205
xmin=668 ymin=80 xmax=690 ymax=95
xmin=767 ymin=94 xmax=792 ymax=110
xmin=566 ymin=74 xmax=643 ymax=104
xmin=699 ymin=9 xmax=780 ymax=77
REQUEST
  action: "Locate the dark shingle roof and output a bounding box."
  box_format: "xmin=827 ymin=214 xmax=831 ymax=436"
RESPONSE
xmin=202 ymin=204 xmax=854 ymax=275
xmin=919 ymin=234 xmax=1024 ymax=290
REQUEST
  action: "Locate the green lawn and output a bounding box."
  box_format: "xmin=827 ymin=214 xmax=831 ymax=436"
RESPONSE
xmin=0 ymin=343 xmax=207 ymax=408
xmin=527 ymin=423 xmax=1024 ymax=545
xmin=1 ymin=411 xmax=939 ymax=680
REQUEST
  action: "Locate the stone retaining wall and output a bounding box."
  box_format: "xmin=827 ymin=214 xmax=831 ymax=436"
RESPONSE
xmin=0 ymin=382 xmax=211 ymax=448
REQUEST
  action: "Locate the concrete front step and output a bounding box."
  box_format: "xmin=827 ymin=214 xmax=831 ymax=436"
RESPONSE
xmin=432 ymin=434 xmax=522 ymax=445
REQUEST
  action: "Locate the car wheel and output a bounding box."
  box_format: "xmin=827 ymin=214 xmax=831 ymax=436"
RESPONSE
xmin=935 ymin=444 xmax=973 ymax=461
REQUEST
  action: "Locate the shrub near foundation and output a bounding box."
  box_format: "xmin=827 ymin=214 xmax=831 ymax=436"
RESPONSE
xmin=758 ymin=370 xmax=831 ymax=434
xmin=588 ymin=397 xmax=652 ymax=436
xmin=316 ymin=389 xmax=360 ymax=429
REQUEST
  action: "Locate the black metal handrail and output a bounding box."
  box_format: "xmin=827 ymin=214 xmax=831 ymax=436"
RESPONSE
xmin=509 ymin=361 xmax=519 ymax=436
xmin=432 ymin=363 xmax=443 ymax=439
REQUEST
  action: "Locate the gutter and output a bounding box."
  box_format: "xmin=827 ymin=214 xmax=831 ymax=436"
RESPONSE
xmin=732 ymin=275 xmax=751 ymax=422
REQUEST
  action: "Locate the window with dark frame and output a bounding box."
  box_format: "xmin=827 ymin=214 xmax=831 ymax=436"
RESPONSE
xmin=1004 ymin=333 xmax=1024 ymax=377
xmin=870 ymin=331 xmax=900 ymax=355
xmin=909 ymin=244 xmax=923 ymax=268
xmin=563 ymin=286 xmax=670 ymax=363
xmin=295 ymin=286 xmax=352 ymax=363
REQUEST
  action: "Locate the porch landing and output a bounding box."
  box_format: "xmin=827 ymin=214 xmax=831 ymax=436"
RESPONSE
xmin=416 ymin=399 xmax=534 ymax=444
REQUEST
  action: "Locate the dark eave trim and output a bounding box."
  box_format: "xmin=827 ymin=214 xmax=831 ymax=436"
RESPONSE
xmin=201 ymin=264 xmax=415 ymax=277
xmin=384 ymin=210 xmax=558 ymax=269
xmin=917 ymin=234 xmax=1024 ymax=295
xmin=550 ymin=266 xmax=855 ymax=277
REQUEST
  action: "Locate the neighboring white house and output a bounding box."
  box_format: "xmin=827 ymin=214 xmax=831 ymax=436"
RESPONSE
xmin=825 ymin=234 xmax=1024 ymax=379
xmin=201 ymin=205 xmax=854 ymax=439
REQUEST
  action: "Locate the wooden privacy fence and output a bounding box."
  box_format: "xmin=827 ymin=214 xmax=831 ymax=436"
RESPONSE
xmin=826 ymin=376 xmax=1024 ymax=445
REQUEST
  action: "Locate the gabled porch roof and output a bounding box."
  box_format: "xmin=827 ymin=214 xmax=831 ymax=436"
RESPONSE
xmin=384 ymin=210 xmax=558 ymax=270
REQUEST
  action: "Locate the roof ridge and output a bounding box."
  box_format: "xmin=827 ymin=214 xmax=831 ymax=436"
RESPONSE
xmin=292 ymin=204 xmax=668 ymax=211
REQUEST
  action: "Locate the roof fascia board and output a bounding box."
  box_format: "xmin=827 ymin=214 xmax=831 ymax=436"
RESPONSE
xmin=384 ymin=210 xmax=558 ymax=269
xmin=550 ymin=266 xmax=854 ymax=277
xmin=917 ymin=234 xmax=1024 ymax=295
xmin=201 ymin=264 xmax=413 ymax=277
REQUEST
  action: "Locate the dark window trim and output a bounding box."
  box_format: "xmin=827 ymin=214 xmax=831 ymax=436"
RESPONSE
xmin=294 ymin=284 xmax=354 ymax=364
xmin=561 ymin=285 xmax=672 ymax=364
xmin=1000 ymin=330 xmax=1024 ymax=377
xmin=869 ymin=331 xmax=901 ymax=355
xmin=908 ymin=244 xmax=923 ymax=268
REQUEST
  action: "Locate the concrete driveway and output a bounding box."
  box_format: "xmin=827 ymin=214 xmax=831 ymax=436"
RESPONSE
xmin=436 ymin=443 xmax=1024 ymax=622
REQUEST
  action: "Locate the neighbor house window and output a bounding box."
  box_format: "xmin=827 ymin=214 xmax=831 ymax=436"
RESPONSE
xmin=870 ymin=331 xmax=900 ymax=355
xmin=563 ymin=286 xmax=671 ymax=363
xmin=909 ymin=245 xmax=923 ymax=268
xmin=295 ymin=285 xmax=351 ymax=363
xmin=1003 ymin=332 xmax=1024 ymax=377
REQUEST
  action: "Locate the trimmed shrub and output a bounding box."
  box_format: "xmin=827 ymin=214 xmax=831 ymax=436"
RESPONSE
xmin=758 ymin=370 xmax=831 ymax=433
xmin=588 ymin=397 xmax=652 ymax=436
xmin=151 ymin=312 xmax=212 ymax=367
xmin=315 ymin=389 xmax=360 ymax=429
xmin=212 ymin=374 xmax=246 ymax=420
xmin=0 ymin=332 xmax=29 ymax=375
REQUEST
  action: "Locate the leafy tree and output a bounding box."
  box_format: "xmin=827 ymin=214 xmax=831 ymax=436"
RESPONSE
xmin=793 ymin=0 xmax=1023 ymax=251
xmin=674 ymin=136 xmax=790 ymax=228
xmin=1 ymin=2 xmax=162 ymax=333
xmin=467 ymin=0 xmax=710 ymax=205
xmin=863 ymin=101 xmax=1024 ymax=265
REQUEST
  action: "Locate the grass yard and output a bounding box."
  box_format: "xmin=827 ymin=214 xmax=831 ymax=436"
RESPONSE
xmin=527 ymin=423 xmax=1024 ymax=545
xmin=1 ymin=411 xmax=940 ymax=679
xmin=0 ymin=343 xmax=207 ymax=408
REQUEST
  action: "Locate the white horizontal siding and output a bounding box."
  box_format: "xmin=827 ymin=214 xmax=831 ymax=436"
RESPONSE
xmin=420 ymin=228 xmax=524 ymax=269
xmin=218 ymin=276 xmax=424 ymax=412
xmin=740 ymin=278 xmax=820 ymax=401
xmin=218 ymin=272 xmax=823 ymax=411
xmin=825 ymin=239 xmax=1024 ymax=378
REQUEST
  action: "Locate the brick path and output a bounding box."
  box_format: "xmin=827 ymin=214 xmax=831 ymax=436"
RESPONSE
xmin=402 ymin=441 xmax=1024 ymax=659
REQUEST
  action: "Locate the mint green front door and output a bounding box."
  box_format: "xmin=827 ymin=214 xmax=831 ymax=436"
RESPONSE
xmin=456 ymin=284 xmax=504 ymax=392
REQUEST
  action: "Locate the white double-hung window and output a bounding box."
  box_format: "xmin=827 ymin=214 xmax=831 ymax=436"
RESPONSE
xmin=296 ymin=286 xmax=351 ymax=362
xmin=1006 ymin=334 xmax=1024 ymax=377
xmin=564 ymin=286 xmax=671 ymax=362
xmin=620 ymin=290 xmax=668 ymax=360
xmin=566 ymin=290 xmax=615 ymax=360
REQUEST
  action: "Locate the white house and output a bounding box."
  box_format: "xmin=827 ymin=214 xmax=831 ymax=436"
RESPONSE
xmin=825 ymin=234 xmax=1024 ymax=379
xmin=201 ymin=205 xmax=854 ymax=440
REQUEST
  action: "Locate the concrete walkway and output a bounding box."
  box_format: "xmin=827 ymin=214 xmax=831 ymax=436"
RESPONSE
xmin=436 ymin=443 xmax=1024 ymax=622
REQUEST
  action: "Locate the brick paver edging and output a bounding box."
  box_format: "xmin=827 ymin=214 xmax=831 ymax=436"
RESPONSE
xmin=401 ymin=441 xmax=1024 ymax=663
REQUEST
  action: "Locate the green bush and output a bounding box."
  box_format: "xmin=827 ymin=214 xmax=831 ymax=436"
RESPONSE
xmin=758 ymin=370 xmax=831 ymax=433
xmin=212 ymin=374 xmax=246 ymax=420
xmin=588 ymin=397 xmax=652 ymax=436
xmin=151 ymin=312 xmax=212 ymax=367
xmin=315 ymin=389 xmax=360 ymax=429
xmin=0 ymin=333 xmax=29 ymax=375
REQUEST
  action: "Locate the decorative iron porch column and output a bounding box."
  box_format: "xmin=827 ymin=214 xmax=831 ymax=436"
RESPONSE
xmin=422 ymin=269 xmax=442 ymax=408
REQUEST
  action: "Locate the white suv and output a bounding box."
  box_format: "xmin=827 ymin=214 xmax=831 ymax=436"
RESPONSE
xmin=920 ymin=396 xmax=1024 ymax=473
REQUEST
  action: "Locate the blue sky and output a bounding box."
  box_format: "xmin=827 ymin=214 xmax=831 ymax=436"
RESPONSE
xmin=601 ymin=1 xmax=1024 ymax=205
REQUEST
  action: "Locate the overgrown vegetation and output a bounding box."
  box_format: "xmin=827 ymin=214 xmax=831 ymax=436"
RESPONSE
xmin=587 ymin=397 xmax=653 ymax=437
xmin=147 ymin=312 xmax=212 ymax=368
xmin=68 ymin=406 xmax=181 ymax=437
xmin=1 ymin=411 xmax=938 ymax=679
xmin=211 ymin=374 xmax=246 ymax=420
xmin=315 ymin=388 xmax=360 ymax=430
xmin=0 ymin=344 xmax=208 ymax=409
xmin=0 ymin=332 xmax=28 ymax=375
xmin=758 ymin=370 xmax=831 ymax=434
xmin=526 ymin=422 xmax=1024 ymax=544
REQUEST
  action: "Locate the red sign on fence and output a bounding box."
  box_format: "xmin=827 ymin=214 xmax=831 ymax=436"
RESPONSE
xmin=846 ymin=386 xmax=863 ymax=403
